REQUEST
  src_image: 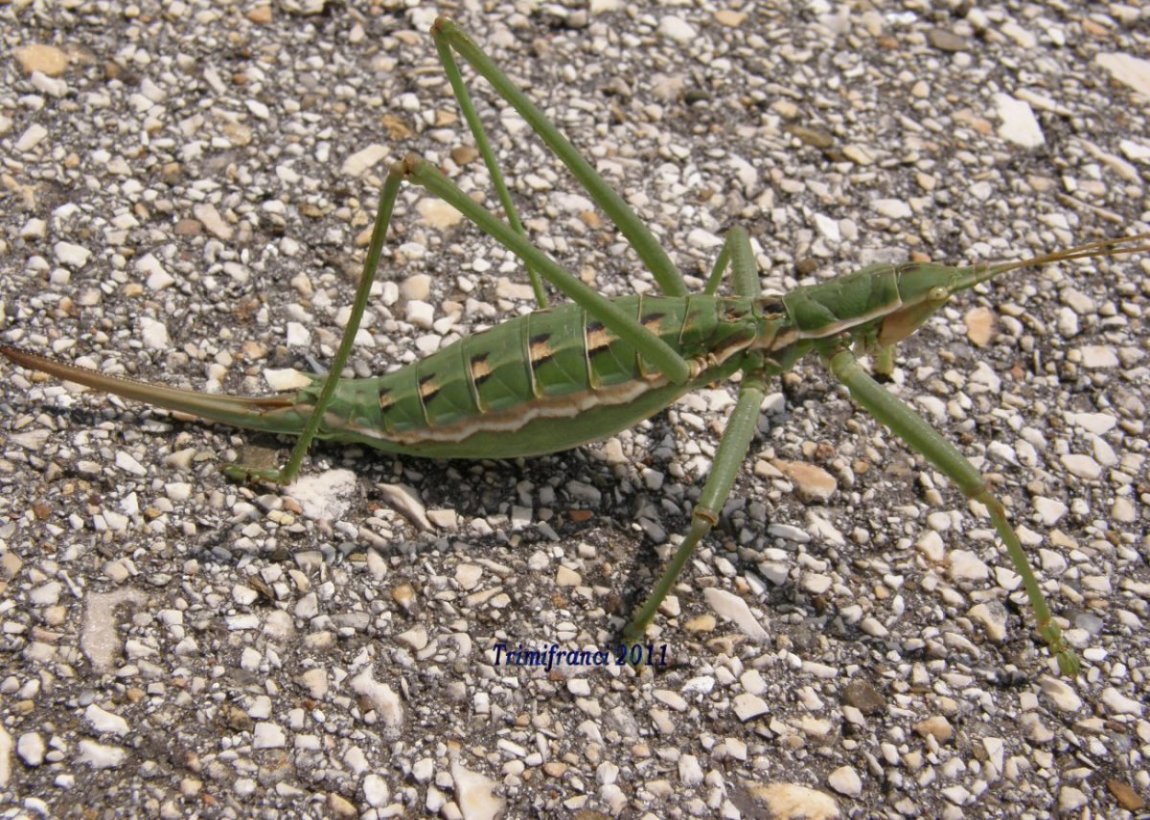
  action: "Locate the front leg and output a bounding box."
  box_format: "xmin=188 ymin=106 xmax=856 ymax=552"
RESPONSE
xmin=823 ymin=344 xmax=1079 ymax=675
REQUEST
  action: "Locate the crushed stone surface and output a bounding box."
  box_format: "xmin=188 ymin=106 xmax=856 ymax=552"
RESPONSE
xmin=1 ymin=2 xmax=1148 ymax=817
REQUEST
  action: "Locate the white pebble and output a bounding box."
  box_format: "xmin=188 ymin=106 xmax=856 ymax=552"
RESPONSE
xmin=405 ymin=300 xmax=435 ymax=329
xmin=872 ymin=198 xmax=912 ymax=218
xmin=1060 ymin=453 xmax=1101 ymax=480
xmin=1077 ymin=345 xmax=1118 ymax=368
xmin=253 ymin=722 xmax=286 ymax=749
xmin=341 ymin=143 xmax=388 ymax=177
xmin=17 ymin=733 xmax=46 ymax=766
xmin=657 ymin=15 xmax=696 ymax=43
xmin=947 ymin=549 xmax=989 ymax=581
xmin=54 ymin=241 xmax=91 ymax=267
xmin=139 ymin=317 xmax=169 ymax=351
xmin=286 ymin=322 xmax=311 ymax=347
xmin=76 ymin=739 xmax=127 ymax=769
xmin=828 ymin=765 xmax=863 ymax=796
xmin=703 ymin=588 xmax=768 ymax=640
xmin=1101 ymin=687 xmax=1144 ymax=716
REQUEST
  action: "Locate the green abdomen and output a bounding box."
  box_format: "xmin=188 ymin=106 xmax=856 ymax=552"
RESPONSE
xmin=313 ymin=295 xmax=757 ymax=458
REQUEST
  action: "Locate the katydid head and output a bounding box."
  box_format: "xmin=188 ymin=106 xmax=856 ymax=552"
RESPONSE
xmin=877 ymin=233 xmax=1150 ymax=349
xmin=873 ymin=265 xmax=954 ymax=348
xmin=949 ymin=232 xmax=1150 ymax=294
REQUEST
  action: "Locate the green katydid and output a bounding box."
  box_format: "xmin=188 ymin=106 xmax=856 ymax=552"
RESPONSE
xmin=3 ymin=18 xmax=1147 ymax=676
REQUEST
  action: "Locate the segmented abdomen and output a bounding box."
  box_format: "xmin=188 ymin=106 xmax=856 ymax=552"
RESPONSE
xmin=321 ymin=295 xmax=758 ymax=456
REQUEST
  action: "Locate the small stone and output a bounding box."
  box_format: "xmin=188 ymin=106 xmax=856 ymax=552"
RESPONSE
xmin=1108 ymin=779 xmax=1145 ymax=812
xmin=927 ymin=28 xmax=968 ymax=52
xmin=15 ymin=44 xmax=70 ymax=76
xmin=138 ymin=254 xmax=175 ymax=290
xmin=54 ymin=241 xmax=91 ymax=267
xmin=842 ymin=680 xmax=886 ymax=715
xmin=327 ymin=794 xmax=356 ymax=818
xmin=748 ymin=784 xmax=840 ymax=819
xmin=732 ymin=693 xmax=770 ymax=722
xmin=1095 ymin=52 xmax=1150 ymax=98
xmin=916 ymin=530 xmax=945 ymax=563
xmin=683 ymin=613 xmax=716 ymax=633
xmin=350 ymin=670 xmax=404 ymax=730
xmin=995 ymin=94 xmax=1044 ymax=149
xmin=286 ymin=322 xmax=311 ymax=347
xmin=653 ymin=689 xmax=689 ymax=712
xmin=76 ymin=739 xmax=127 ymax=769
xmin=428 ymin=508 xmax=459 ymax=530
xmin=1058 ymin=786 xmax=1088 ymax=813
xmin=872 ymin=198 xmax=912 ymax=219
xmin=377 ymin=482 xmax=432 ymax=531
xmin=947 ymin=550 xmax=989 ymax=582
xmin=1078 ymin=345 xmax=1118 ymax=369
xmin=264 ymin=368 xmax=312 ymax=391
xmin=1033 ymin=497 xmax=1067 ymax=526
xmin=739 ymin=670 xmax=768 ymax=696
xmin=363 ymin=774 xmax=390 ymax=807
xmin=193 ymin=203 xmax=233 ymax=241
xmin=397 ymin=626 xmax=429 ymax=651
xmin=452 ymin=760 xmax=505 ymax=820
xmin=1021 ymin=713 xmax=1054 ymax=744
xmin=253 ymin=722 xmax=286 ymax=749
xmin=773 ymin=459 xmax=836 ymax=502
xmin=455 ymin=564 xmax=482 ymax=590
xmin=341 ymin=144 xmax=388 ymax=177
xmin=405 ymin=300 xmax=435 ymax=329
xmin=968 ymin=601 xmax=1008 ymax=642
xmin=138 ymin=317 xmax=169 ymax=351
xmin=82 ymin=588 xmax=151 ymax=673
xmin=1057 ymin=308 xmax=1080 ymax=337
xmin=1001 ymin=22 xmax=1037 ymax=49
xmin=299 ymin=668 xmax=328 ymax=699
xmin=17 ymin=733 xmax=46 ymax=766
xmin=15 ymin=123 xmax=48 ymax=152
xmin=1060 ymin=454 xmax=1101 ymax=480
xmin=964 ymin=307 xmax=995 ymax=347
xmin=827 ymin=765 xmax=862 ymax=797
xmin=555 ymin=565 xmax=581 ymax=587
xmin=914 ymin=715 xmax=953 ymax=743
xmin=85 ymin=704 xmax=130 ymax=737
xmin=29 ymin=581 xmax=62 ymax=606
xmin=495 ymin=277 xmax=536 ymax=301
xmin=1039 ymin=675 xmax=1083 ymax=712
xmin=1112 ymin=497 xmax=1136 ymax=524
xmin=801 ymin=572 xmax=832 ymax=595
xmin=813 ymin=213 xmax=841 ymax=242
xmin=287 ymin=469 xmax=357 ymax=521
xmin=703 ymin=588 xmax=768 ymax=640
xmin=842 ymin=144 xmax=876 ymax=165
xmin=714 ymin=9 xmax=746 ymax=27
xmin=1101 ymin=687 xmax=1144 ymax=716
xmin=678 ymin=753 xmax=704 ymax=785
xmin=657 ymin=15 xmax=696 ymax=43
xmin=1068 ymin=412 xmax=1117 ymax=435
xmin=400 ymin=273 xmax=432 ymax=301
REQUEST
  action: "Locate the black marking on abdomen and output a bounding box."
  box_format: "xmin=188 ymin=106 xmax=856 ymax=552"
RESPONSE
xmin=529 ymin=332 xmax=555 ymax=366
xmin=418 ymin=373 xmax=441 ymax=402
xmin=469 ymin=352 xmax=493 ymax=386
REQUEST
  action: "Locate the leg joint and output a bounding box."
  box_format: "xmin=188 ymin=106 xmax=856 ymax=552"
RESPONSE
xmin=692 ymin=506 xmax=719 ymax=527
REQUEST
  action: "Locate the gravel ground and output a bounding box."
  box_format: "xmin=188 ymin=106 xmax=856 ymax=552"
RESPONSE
xmin=2 ymin=2 xmax=1149 ymax=818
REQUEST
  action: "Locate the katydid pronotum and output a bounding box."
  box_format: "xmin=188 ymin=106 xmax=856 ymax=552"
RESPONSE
xmin=4 ymin=18 xmax=1148 ymax=675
